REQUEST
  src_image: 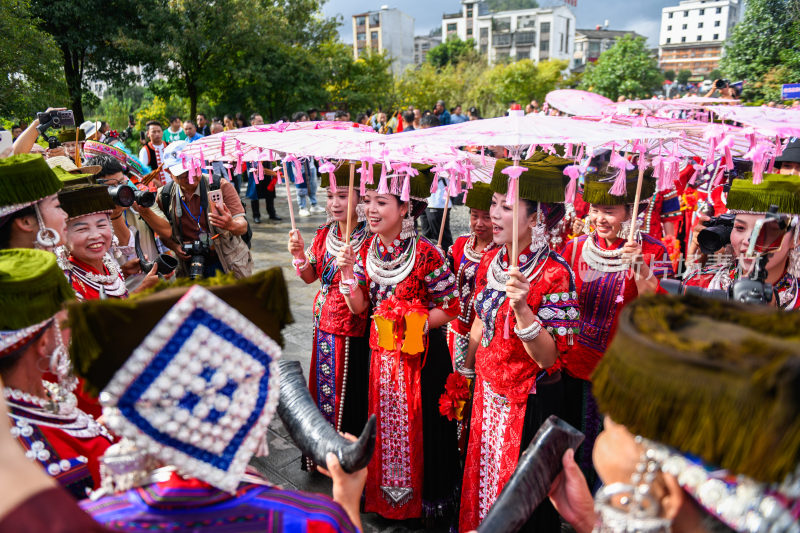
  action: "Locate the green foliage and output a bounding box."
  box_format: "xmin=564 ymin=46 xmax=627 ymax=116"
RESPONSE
xmin=485 ymin=0 xmax=539 ymax=10
xmin=29 ymin=0 xmax=151 ymax=122
xmin=708 ymin=69 xmax=723 ymax=81
xmin=676 ymin=69 xmax=692 ymax=85
xmin=720 ymin=0 xmax=800 ymax=100
xmin=0 ymin=0 xmax=68 ymax=119
xmin=663 ymin=70 xmax=676 ymax=82
xmin=427 ymin=38 xmax=479 ymax=68
xmin=580 ymin=35 xmax=663 ymax=100
xmin=323 ymin=44 xmax=395 ymax=112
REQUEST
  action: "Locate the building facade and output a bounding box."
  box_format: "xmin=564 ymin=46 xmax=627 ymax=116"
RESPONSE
xmin=441 ymin=0 xmax=575 ymax=66
xmin=573 ymin=28 xmax=643 ymax=70
xmin=657 ymin=0 xmax=742 ymax=75
xmin=352 ymin=7 xmax=415 ymax=76
xmin=414 ymin=34 xmax=442 ymax=65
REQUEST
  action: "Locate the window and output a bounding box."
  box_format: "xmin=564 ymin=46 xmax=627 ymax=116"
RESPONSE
xmin=480 ymin=44 xmax=488 ymax=54
xmin=540 ymin=21 xmax=550 ymax=33
xmin=713 ymin=33 xmax=719 ymax=39
xmin=494 ymin=33 xmax=511 ymax=46
xmin=714 ymin=20 xmax=720 ymax=26
xmin=667 ymin=25 xmax=672 ymax=30
xmin=681 ymin=36 xmax=686 ymax=42
xmin=716 ymin=7 xmax=722 ymax=13
xmin=515 ymin=31 xmax=536 ymax=45
xmin=356 ymin=32 xmax=366 ymax=41
xmin=369 ymin=13 xmax=380 ymax=26
xmin=467 ymin=7 xmax=473 ymax=17
xmin=560 ymin=33 xmax=564 ymax=52
xmin=495 ymin=17 xmax=511 ymax=32
xmin=682 ymin=24 xmax=687 ymax=29
xmin=356 ymin=16 xmax=366 ymax=26
xmin=668 ymin=12 xmax=673 ymax=18
xmin=517 ymin=15 xmax=536 ymax=29
xmin=480 ymin=27 xmax=489 ymax=38
xmin=666 ymin=37 xmax=671 ymax=43
xmin=699 ymin=8 xmax=705 ymax=14
xmin=540 ymin=38 xmax=549 ymax=51
xmin=447 ymin=23 xmax=457 ymax=32
xmin=516 ymin=48 xmax=530 ymax=60
xmin=467 ymin=28 xmax=473 ymax=36
xmin=371 ymin=31 xmax=378 ymax=41
xmin=697 ymin=35 xmax=702 ymax=41
xmin=684 ymin=10 xmax=688 ymax=16
xmin=698 ymin=22 xmax=703 ymax=28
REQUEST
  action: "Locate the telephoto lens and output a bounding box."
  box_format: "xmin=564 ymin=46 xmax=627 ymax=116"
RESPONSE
xmin=134 ymin=190 xmax=156 ymax=208
xmin=107 ymin=184 xmax=136 ymax=207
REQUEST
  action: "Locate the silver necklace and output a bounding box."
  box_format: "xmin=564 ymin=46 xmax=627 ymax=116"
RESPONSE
xmin=581 ymin=232 xmax=630 ymax=273
xmin=463 ymin=234 xmax=485 ymax=264
xmin=57 ymin=248 xmax=122 ymax=284
xmin=366 ymin=235 xmax=416 ymax=287
xmin=325 ymin=222 xmax=367 ymax=258
xmin=486 ymin=243 xmax=548 ymax=292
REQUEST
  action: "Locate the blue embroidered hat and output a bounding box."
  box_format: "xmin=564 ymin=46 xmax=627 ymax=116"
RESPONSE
xmin=68 ymin=272 xmax=293 ymax=493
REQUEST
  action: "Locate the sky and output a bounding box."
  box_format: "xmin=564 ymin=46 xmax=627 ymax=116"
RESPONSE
xmin=321 ymin=0 xmax=677 ymax=46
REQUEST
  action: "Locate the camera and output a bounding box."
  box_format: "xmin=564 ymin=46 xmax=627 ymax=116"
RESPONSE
xmin=697 ymin=213 xmax=736 ymax=255
xmin=181 ymin=240 xmax=211 ymax=279
xmin=36 ymin=109 xmax=76 ymax=149
xmin=715 ymin=79 xmax=730 ymax=89
xmin=107 ymin=184 xmax=155 ymax=208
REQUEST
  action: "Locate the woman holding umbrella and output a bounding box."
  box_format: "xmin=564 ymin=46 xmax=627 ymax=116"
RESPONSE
xmin=336 ymin=164 xmax=461 ymax=525
xmin=459 ymin=155 xmax=581 ymax=533
xmin=286 ymin=163 xmax=371 ymax=464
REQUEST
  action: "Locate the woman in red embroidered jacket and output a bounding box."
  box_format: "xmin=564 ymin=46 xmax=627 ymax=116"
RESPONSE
xmin=336 ymin=165 xmax=461 ymax=524
xmin=446 ymin=182 xmax=495 ymax=372
xmin=459 ymin=157 xmax=579 ymax=533
xmin=561 ymin=166 xmax=672 ymax=489
xmin=287 ymin=165 xmax=371 ymax=457
xmin=56 ymin=185 xmax=158 ymax=301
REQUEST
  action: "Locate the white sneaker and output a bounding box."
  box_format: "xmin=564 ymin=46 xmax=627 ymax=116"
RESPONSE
xmin=309 ymin=205 xmax=325 ymax=214
xmin=298 ymin=208 xmax=311 ymax=217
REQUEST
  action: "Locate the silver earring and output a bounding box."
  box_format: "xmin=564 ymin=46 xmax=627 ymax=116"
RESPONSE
xmin=34 ymin=204 xmax=60 ymax=249
xmin=400 ymin=214 xmax=415 ymax=240
xmin=618 ymin=219 xmax=632 ymax=240
xmin=356 ymin=203 xmax=366 ymax=222
xmin=530 ymin=205 xmax=548 ymax=251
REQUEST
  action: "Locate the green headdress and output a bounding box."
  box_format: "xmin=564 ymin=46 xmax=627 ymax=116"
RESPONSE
xmin=464 ymin=182 xmax=493 ymax=211
xmin=57 ymin=128 xmax=86 ymax=143
xmin=0 ymin=154 xmax=63 ymax=217
xmin=57 ymin=184 xmax=115 ymax=220
xmin=726 ymin=173 xmax=800 ymax=215
xmin=490 ymin=154 xmax=571 ymax=203
xmin=593 ymin=294 xmax=800 ymax=484
xmin=582 ymin=167 xmax=655 ymax=206
xmin=68 ymin=268 xmax=293 ymax=395
xmin=322 ymin=161 xmax=385 ymax=190
xmin=0 ymin=248 xmax=74 ymax=340
xmin=51 ymin=165 xmax=95 ymax=187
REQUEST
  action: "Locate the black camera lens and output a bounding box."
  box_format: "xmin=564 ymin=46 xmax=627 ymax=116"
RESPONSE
xmin=134 ymin=190 xmax=156 ymax=208
xmin=108 ymin=184 xmax=135 ymax=207
xmin=697 ymin=225 xmax=732 ymax=255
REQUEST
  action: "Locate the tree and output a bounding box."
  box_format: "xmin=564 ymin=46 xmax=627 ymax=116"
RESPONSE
xmin=579 ymin=35 xmax=663 ymax=100
xmin=29 ymin=0 xmax=150 ymax=122
xmin=427 ymin=38 xmax=479 ymax=68
xmin=720 ymin=0 xmax=800 ymax=100
xmin=708 ymin=69 xmax=723 ymax=81
xmin=663 ymin=70 xmax=676 ymax=82
xmin=485 ymin=0 xmax=538 ymax=10
xmin=323 ymin=44 xmax=395 ymax=112
xmin=0 ymin=0 xmax=68 ymax=118
xmin=677 ymin=69 xmax=692 ymax=85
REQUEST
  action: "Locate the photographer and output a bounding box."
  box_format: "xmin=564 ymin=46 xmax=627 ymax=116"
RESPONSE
xmin=157 ymin=141 xmax=253 ymax=279
xmin=12 ymin=107 xmax=71 ymax=157
xmin=704 ymin=79 xmax=739 ymax=100
xmin=683 ymin=174 xmax=800 ymax=308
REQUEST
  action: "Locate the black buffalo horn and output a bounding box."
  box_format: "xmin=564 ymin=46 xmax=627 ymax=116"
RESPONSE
xmin=477 ymin=415 xmax=585 ymax=533
xmin=276 ymin=360 xmax=376 ymax=473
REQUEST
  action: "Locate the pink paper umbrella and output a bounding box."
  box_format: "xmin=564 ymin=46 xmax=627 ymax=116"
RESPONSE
xmin=706 ymin=105 xmax=800 ymax=138
xmin=545 ymin=89 xmax=613 ymax=117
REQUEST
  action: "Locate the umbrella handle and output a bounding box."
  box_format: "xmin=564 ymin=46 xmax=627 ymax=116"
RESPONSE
xmin=511 ymin=155 xmax=520 ymax=267
xmin=346 ymin=162 xmax=355 ymax=244
xmin=280 ymin=169 xmax=296 ymax=231
xmin=628 ymin=164 xmax=645 ymax=242
xmin=437 ymin=192 xmax=450 ymax=250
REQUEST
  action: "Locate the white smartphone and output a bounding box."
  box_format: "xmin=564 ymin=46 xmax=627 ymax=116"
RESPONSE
xmin=0 ymin=130 xmax=12 ymax=157
xmin=208 ymin=189 xmax=223 ymax=205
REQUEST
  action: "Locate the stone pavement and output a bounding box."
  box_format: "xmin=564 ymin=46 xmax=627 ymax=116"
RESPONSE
xmin=246 ymin=184 xmax=469 ymax=533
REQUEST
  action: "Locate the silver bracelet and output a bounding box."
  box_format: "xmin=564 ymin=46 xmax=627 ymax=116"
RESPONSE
xmin=456 ymin=366 xmax=476 ymax=379
xmin=514 ymin=318 xmax=542 ymax=343
xmin=339 ymin=281 xmax=352 ymax=295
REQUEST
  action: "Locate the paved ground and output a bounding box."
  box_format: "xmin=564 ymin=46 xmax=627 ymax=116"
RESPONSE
xmin=246 ymin=184 xmax=470 ymax=533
